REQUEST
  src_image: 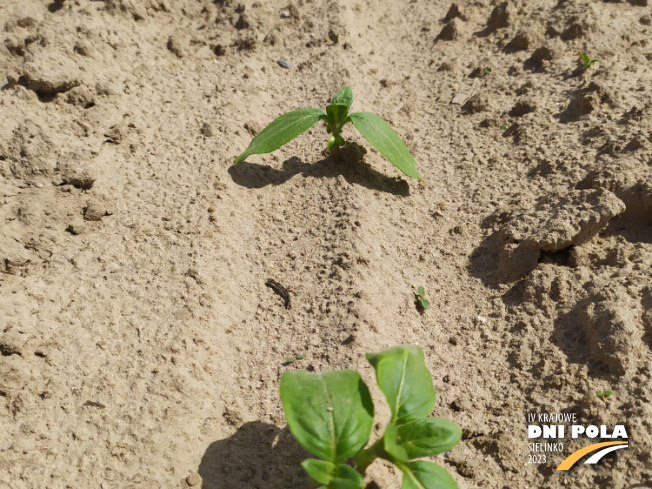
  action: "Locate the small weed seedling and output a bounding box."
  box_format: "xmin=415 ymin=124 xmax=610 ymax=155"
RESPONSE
xmin=578 ymin=50 xmax=599 ymax=69
xmin=416 ymin=286 xmax=431 ymax=310
xmin=596 ymin=390 xmax=613 ymax=402
xmin=280 ymin=345 xmax=461 ymax=489
xmin=285 ymin=353 xmax=305 ymax=364
xmin=234 ymin=86 xmax=422 ymax=180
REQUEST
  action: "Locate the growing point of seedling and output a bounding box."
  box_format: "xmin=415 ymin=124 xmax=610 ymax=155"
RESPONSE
xmin=233 ymin=86 xmax=422 ymax=180
xmin=578 ymin=50 xmax=599 ymax=69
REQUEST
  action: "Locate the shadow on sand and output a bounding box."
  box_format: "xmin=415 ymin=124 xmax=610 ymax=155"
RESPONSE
xmin=198 ymin=421 xmax=310 ymax=489
xmin=228 ymin=155 xmax=410 ymax=196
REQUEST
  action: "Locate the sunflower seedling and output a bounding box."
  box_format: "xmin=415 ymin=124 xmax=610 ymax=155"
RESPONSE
xmin=234 ymin=86 xmax=422 ymax=180
xmin=280 ymin=345 xmax=461 ymax=489
xmin=596 ymin=390 xmax=613 ymax=402
xmin=578 ymin=50 xmax=599 ymax=69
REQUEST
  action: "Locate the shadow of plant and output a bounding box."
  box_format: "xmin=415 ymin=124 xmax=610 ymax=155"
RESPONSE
xmin=228 ymin=155 xmax=410 ymax=196
xmin=198 ymin=421 xmax=311 ymax=489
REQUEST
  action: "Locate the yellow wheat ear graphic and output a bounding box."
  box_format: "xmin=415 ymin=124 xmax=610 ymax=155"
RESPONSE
xmin=556 ymin=442 xmax=629 ymax=470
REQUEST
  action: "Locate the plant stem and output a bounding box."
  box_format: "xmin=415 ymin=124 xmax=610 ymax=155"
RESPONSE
xmin=331 ymin=124 xmax=342 ymax=161
xmin=332 ymin=144 xmax=340 ymax=161
xmin=354 ymin=438 xmax=384 ymax=475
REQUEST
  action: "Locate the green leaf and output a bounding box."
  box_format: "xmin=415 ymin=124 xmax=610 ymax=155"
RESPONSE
xmin=420 ymin=299 xmax=430 ymax=310
xmin=417 ymin=287 xmax=425 ymax=297
xmin=383 ymin=422 xmax=409 ymax=462
xmin=302 ymin=459 xmax=336 ymax=485
xmin=332 ymin=86 xmax=353 ymax=108
xmin=366 ymin=346 xmax=435 ymax=425
xmin=234 ymin=108 xmax=326 ymax=163
xmin=399 ymin=461 xmax=458 ymax=489
xmin=328 ymin=464 xmax=365 ymax=489
xmin=397 ymin=418 xmax=462 ymax=459
xmin=280 ymin=370 xmax=374 ymax=463
xmin=348 ymin=112 xmax=422 ymax=181
xmin=326 ymin=103 xmax=350 ymax=129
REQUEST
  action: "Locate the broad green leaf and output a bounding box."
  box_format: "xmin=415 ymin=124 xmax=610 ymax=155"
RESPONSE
xmin=326 ymin=103 xmax=350 ymax=129
xmin=397 ymin=418 xmax=462 ymax=459
xmin=280 ymin=370 xmax=374 ymax=463
xmin=332 ymin=86 xmax=353 ymax=108
xmin=417 ymin=287 xmax=425 ymax=297
xmin=420 ymin=299 xmax=431 ymax=310
xmin=383 ymin=422 xmax=408 ymax=462
xmin=302 ymin=459 xmax=336 ymax=485
xmin=348 ymin=112 xmax=422 ymax=180
xmin=234 ymin=108 xmax=325 ymax=163
xmin=399 ymin=461 xmax=458 ymax=489
xmin=328 ymin=464 xmax=365 ymax=489
xmin=366 ymin=346 xmax=435 ymax=425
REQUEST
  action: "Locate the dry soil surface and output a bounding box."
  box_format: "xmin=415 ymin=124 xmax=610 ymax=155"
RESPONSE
xmin=1 ymin=1 xmax=652 ymax=488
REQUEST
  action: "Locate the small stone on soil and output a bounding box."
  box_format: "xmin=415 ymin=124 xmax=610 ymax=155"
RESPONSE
xmin=186 ymin=472 xmax=202 ymax=486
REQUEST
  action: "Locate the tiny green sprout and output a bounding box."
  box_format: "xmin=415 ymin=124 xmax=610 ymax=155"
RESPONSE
xmin=596 ymin=390 xmax=613 ymax=402
xmin=234 ymin=86 xmax=423 ymax=180
xmin=485 ymin=67 xmax=492 ymax=75
xmin=500 ymin=123 xmax=508 ymax=130
xmin=578 ymin=50 xmax=600 ymax=69
xmin=416 ymin=286 xmax=431 ymax=310
xmin=285 ymin=353 xmax=305 ymax=364
xmin=329 ymin=30 xmax=339 ymax=44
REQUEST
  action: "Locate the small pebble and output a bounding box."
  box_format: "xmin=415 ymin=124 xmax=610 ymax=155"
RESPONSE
xmin=186 ymin=472 xmax=202 ymax=486
xmin=66 ymin=221 xmax=86 ymax=235
xmin=475 ymin=315 xmax=487 ymax=324
xmin=201 ymin=122 xmax=214 ymax=137
xmin=616 ymin=265 xmax=632 ymax=277
xmin=277 ymin=58 xmax=290 ymax=69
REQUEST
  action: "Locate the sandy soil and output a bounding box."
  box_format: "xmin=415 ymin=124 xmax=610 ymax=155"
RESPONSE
xmin=1 ymin=0 xmax=651 ymax=488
